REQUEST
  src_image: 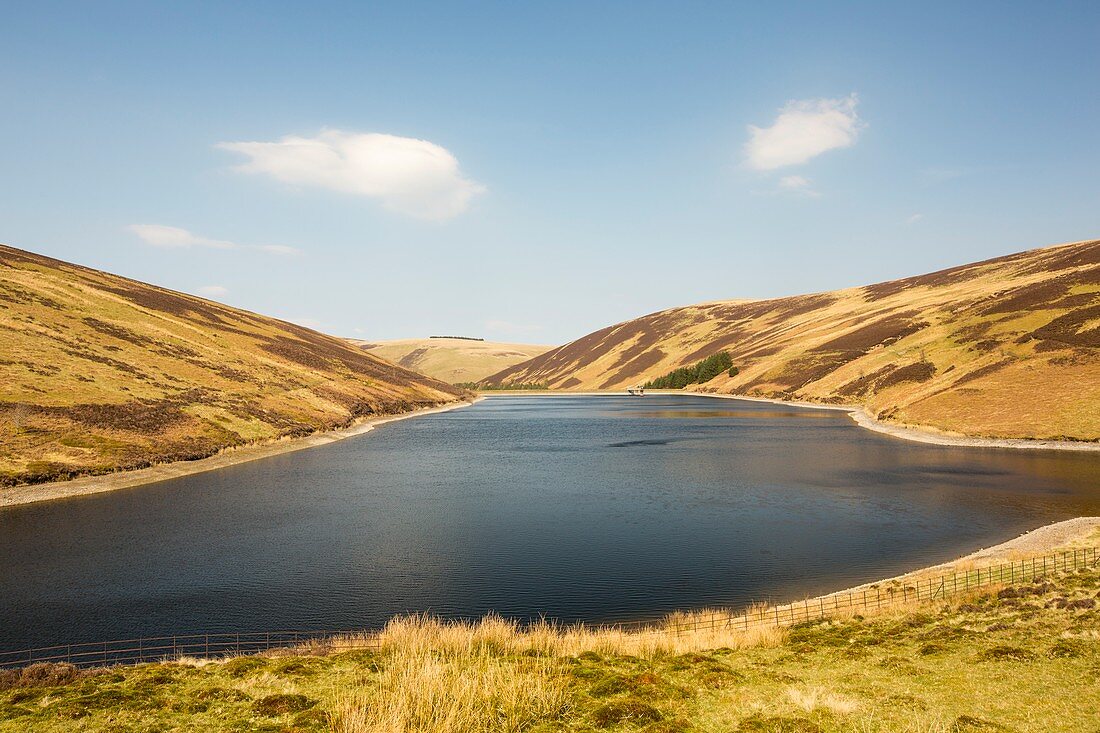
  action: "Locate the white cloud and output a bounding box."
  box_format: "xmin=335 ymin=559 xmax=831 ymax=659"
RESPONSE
xmin=128 ymin=224 xmax=234 ymax=249
xmin=778 ymin=175 xmax=810 ymax=189
xmin=745 ymin=94 xmax=864 ymax=170
xmin=777 ymin=175 xmax=821 ymax=197
xmin=197 ymin=285 xmax=228 ymax=297
xmin=127 ymin=224 xmax=300 ymax=256
xmin=905 ymin=213 xmax=923 ymax=225
xmin=217 ymin=130 xmax=485 ymax=220
xmin=254 ymin=244 xmax=300 ymax=255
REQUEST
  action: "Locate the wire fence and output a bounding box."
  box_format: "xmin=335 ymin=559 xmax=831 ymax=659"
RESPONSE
xmin=653 ymin=545 xmax=1099 ymax=635
xmin=2 ymin=546 xmax=1096 ymax=670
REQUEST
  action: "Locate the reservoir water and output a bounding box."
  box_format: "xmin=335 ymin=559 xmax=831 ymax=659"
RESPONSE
xmin=2 ymin=394 xmax=1099 ymax=652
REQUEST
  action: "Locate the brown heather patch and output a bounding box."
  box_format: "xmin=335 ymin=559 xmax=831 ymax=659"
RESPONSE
xmin=983 ymin=278 xmax=1073 ymax=316
xmin=682 ymin=329 xmax=749 ymax=362
xmin=861 ymin=246 xmax=1049 ymax=301
xmin=873 ymin=361 xmax=936 ymax=390
xmin=1014 ymin=238 xmax=1100 ymax=275
xmin=44 ymin=399 xmax=193 ymax=433
xmin=756 ymin=351 xmax=863 ymax=391
xmin=59 ymin=347 xmax=146 ymax=376
xmin=598 ymin=348 xmax=667 ymax=388
xmin=952 ymin=360 xmax=1014 ymax=387
xmin=261 ymin=336 xmax=335 ymax=370
xmin=1028 ymin=304 xmax=1100 ymax=349
xmin=80 ymin=317 xmax=153 ymax=347
xmin=810 ymin=313 xmax=928 ymax=354
xmin=0 ymin=282 xmax=64 ymax=310
xmin=396 ymin=347 xmax=428 ymax=368
xmin=484 ymin=323 xmax=618 ymax=384
xmin=835 ymin=364 xmax=899 ymax=398
xmin=98 ymin=281 xmax=238 ymax=326
xmin=771 ymin=292 xmax=837 ymax=319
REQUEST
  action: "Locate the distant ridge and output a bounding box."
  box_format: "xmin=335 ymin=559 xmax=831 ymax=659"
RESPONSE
xmin=485 ymin=239 xmax=1100 ymax=441
xmin=354 ymin=337 xmax=551 ymax=384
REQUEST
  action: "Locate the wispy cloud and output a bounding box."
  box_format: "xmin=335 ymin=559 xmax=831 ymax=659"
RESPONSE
xmin=905 ymin=213 xmax=923 ymax=225
xmin=197 ymin=284 xmax=228 ymax=297
xmin=745 ymin=94 xmax=864 ymax=170
xmin=217 ymin=130 xmax=485 ymax=220
xmin=127 ymin=224 xmax=300 ymax=256
xmin=777 ymin=175 xmax=821 ymax=197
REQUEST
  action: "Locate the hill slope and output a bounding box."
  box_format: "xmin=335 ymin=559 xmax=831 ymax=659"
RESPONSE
xmin=486 ymin=239 xmax=1100 ymax=441
xmin=0 ymin=245 xmax=464 ymax=487
xmin=351 ymin=337 xmax=551 ymax=383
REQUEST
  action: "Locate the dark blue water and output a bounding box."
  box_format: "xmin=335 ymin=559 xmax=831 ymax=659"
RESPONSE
xmin=2 ymin=395 xmax=1099 ymax=651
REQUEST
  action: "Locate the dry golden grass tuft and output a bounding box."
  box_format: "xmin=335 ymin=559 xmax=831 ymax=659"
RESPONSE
xmin=331 ymin=648 xmax=569 ymax=733
xmin=328 ymin=612 xmax=786 ymax=662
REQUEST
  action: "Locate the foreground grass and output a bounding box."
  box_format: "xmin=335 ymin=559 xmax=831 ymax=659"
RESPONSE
xmin=2 ymin=565 xmax=1099 ymax=733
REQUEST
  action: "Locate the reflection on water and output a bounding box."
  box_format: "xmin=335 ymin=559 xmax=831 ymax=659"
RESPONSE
xmin=616 ymin=409 xmax=835 ymax=419
xmin=1 ymin=395 xmax=1098 ymax=651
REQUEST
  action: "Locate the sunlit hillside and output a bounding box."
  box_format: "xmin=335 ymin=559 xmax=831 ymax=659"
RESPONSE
xmin=485 ymin=239 xmax=1100 ymax=441
xmin=0 ymin=245 xmax=464 ymax=487
xmin=352 ymin=337 xmax=551 ymax=383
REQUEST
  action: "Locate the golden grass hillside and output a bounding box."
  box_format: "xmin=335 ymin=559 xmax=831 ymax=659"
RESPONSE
xmin=0 ymin=244 xmax=465 ymax=487
xmin=352 ymin=337 xmax=551 ymax=383
xmin=485 ymin=239 xmax=1100 ymax=441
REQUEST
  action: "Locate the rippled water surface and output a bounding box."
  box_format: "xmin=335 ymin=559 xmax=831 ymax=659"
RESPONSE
xmin=3 ymin=395 xmax=1099 ymax=650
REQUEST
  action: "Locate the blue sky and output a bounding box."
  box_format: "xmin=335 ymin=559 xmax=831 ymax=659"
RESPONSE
xmin=2 ymin=2 xmax=1097 ymax=344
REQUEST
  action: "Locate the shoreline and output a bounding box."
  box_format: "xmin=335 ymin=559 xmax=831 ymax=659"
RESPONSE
xmin=801 ymin=516 xmax=1100 ymax=606
xmin=482 ymin=389 xmax=1100 ymax=452
xmin=6 ymin=386 xmax=1095 ymax=509
xmin=694 ymin=391 xmax=1100 ymax=452
xmin=0 ymin=399 xmax=480 ymax=510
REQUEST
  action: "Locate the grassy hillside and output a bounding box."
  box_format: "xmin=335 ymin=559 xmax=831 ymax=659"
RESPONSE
xmin=0 ymin=245 xmax=465 ymax=487
xmin=485 ymin=239 xmax=1100 ymax=441
xmin=352 ymin=337 xmax=551 ymax=383
xmin=3 ymin=537 xmax=1098 ymax=732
